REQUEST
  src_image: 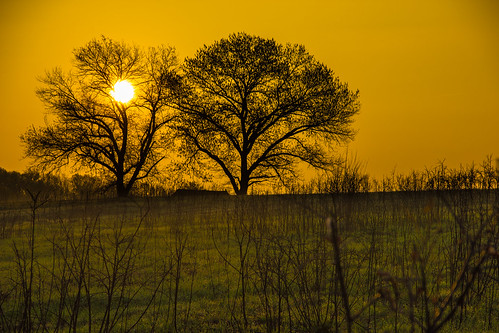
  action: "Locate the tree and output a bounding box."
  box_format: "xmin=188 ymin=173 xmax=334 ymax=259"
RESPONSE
xmin=175 ymin=33 xmax=360 ymax=195
xmin=21 ymin=37 xmax=181 ymax=197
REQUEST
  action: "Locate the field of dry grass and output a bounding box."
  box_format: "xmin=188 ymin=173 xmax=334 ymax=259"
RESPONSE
xmin=0 ymin=190 xmax=497 ymax=332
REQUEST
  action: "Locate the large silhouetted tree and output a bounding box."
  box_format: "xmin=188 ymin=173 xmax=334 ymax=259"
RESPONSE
xmin=175 ymin=33 xmax=360 ymax=195
xmin=21 ymin=37 xmax=181 ymax=197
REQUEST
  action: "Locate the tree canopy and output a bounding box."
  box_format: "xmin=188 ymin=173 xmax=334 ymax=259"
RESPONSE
xmin=21 ymin=37 xmax=181 ymax=197
xmin=174 ymin=33 xmax=360 ymax=194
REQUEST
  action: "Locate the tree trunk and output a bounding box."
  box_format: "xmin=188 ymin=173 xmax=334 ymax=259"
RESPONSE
xmin=116 ymin=185 xmax=129 ymax=197
xmin=116 ymin=175 xmax=129 ymax=197
xmin=237 ymin=182 xmax=249 ymax=195
xmin=237 ymin=157 xmax=249 ymax=195
xmin=237 ymin=171 xmax=249 ymax=195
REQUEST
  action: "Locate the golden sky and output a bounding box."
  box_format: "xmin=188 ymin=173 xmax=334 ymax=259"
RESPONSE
xmin=1 ymin=0 xmax=498 ymax=178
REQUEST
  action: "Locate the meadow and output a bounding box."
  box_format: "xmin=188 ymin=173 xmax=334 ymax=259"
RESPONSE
xmin=0 ymin=190 xmax=497 ymax=332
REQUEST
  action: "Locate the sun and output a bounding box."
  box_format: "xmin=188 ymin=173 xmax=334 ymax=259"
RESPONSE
xmin=110 ymin=80 xmax=134 ymax=103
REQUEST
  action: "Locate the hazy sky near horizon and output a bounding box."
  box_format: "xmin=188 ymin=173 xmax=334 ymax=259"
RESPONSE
xmin=1 ymin=0 xmax=498 ymax=178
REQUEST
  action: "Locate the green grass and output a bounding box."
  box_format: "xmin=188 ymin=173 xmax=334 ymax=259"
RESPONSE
xmin=0 ymin=191 xmax=497 ymax=332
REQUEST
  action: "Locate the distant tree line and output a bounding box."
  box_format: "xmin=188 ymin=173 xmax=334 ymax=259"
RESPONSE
xmin=0 ymin=167 xmax=172 ymax=202
xmin=0 ymin=168 xmax=67 ymax=201
xmin=289 ymin=156 xmax=499 ymax=195
xmin=1 ymin=156 xmax=497 ymax=201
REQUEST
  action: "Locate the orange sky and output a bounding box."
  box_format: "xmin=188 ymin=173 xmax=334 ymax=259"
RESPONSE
xmin=1 ymin=0 xmax=498 ymax=178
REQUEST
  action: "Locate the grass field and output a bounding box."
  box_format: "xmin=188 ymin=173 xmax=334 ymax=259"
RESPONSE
xmin=0 ymin=190 xmax=497 ymax=332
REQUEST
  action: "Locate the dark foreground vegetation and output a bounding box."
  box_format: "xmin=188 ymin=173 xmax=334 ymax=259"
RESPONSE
xmin=0 ymin=189 xmax=497 ymax=332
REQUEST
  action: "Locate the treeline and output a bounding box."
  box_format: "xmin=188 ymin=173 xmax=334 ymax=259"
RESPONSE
xmin=1 ymin=157 xmax=498 ymax=201
xmin=0 ymin=168 xmax=66 ymax=202
xmin=291 ymin=156 xmax=499 ymax=194
xmin=0 ymin=168 xmax=171 ymax=202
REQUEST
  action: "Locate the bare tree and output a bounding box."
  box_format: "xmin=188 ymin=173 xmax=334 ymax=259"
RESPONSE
xmin=21 ymin=37 xmax=181 ymax=197
xmin=175 ymin=33 xmax=360 ymax=195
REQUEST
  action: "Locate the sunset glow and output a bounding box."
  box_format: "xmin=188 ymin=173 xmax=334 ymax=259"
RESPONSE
xmin=110 ymin=80 xmax=134 ymax=103
xmin=0 ymin=0 xmax=498 ymax=176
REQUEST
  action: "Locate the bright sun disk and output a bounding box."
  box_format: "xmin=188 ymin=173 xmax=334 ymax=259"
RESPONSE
xmin=110 ymin=80 xmax=134 ymax=103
